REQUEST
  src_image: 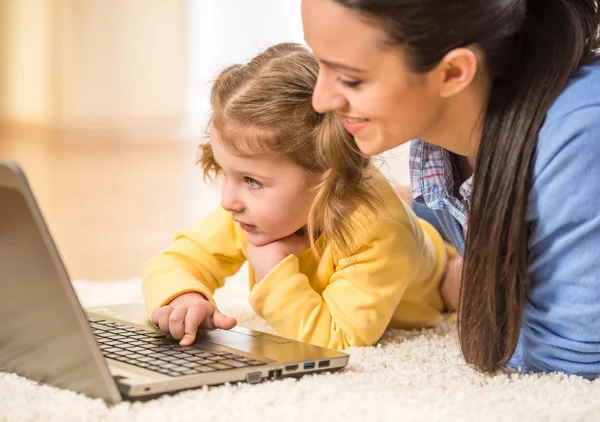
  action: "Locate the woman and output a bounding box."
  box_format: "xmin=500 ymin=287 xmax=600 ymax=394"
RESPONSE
xmin=301 ymin=0 xmax=600 ymax=378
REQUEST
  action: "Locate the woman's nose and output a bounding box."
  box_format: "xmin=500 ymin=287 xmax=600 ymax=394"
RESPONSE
xmin=312 ymin=72 xmax=348 ymax=113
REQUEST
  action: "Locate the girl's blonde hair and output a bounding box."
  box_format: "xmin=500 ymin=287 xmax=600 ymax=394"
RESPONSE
xmin=198 ymin=42 xmax=381 ymax=256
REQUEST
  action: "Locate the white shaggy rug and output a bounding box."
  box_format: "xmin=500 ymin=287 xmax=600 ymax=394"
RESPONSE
xmin=1 ymin=277 xmax=600 ymax=422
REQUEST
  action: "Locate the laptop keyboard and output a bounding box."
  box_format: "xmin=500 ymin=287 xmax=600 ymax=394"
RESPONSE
xmin=88 ymin=318 xmax=267 ymax=377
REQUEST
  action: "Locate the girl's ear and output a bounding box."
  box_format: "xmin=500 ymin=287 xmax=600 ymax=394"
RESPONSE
xmin=310 ymin=169 xmax=329 ymax=188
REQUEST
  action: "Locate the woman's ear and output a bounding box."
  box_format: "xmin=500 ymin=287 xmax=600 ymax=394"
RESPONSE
xmin=432 ymin=47 xmax=480 ymax=98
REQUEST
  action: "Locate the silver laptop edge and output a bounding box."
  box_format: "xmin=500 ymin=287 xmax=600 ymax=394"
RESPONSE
xmin=0 ymin=160 xmax=349 ymax=403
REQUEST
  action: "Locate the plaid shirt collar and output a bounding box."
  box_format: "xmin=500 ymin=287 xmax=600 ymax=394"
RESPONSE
xmin=409 ymin=139 xmax=474 ymax=230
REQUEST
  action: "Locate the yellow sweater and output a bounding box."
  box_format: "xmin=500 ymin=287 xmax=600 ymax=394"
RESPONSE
xmin=143 ymin=177 xmax=454 ymax=350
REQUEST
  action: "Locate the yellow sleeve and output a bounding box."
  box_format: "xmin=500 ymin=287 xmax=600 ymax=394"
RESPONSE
xmin=247 ymin=217 xmax=431 ymax=350
xmin=387 ymin=217 xmax=453 ymax=328
xmin=142 ymin=206 xmax=246 ymax=316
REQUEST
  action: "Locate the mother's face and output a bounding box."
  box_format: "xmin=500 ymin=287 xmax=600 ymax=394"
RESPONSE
xmin=302 ymin=0 xmax=444 ymax=155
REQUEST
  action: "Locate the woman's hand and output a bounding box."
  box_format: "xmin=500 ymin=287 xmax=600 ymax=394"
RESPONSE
xmin=440 ymin=256 xmax=462 ymax=312
xmin=150 ymin=292 xmax=237 ymax=345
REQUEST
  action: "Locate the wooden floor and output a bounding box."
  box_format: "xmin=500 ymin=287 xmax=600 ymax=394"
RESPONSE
xmin=0 ymin=135 xmax=218 ymax=281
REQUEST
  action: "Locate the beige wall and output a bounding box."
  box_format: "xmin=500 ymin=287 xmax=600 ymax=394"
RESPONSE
xmin=1 ymin=0 xmax=187 ymax=136
xmin=1 ymin=0 xmax=54 ymax=125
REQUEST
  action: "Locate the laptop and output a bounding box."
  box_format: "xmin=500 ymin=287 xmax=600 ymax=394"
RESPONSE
xmin=0 ymin=160 xmax=349 ymax=403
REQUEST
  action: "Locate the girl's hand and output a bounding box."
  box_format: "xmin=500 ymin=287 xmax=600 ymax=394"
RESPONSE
xmin=150 ymin=292 xmax=237 ymax=345
xmin=247 ymin=230 xmax=311 ymax=282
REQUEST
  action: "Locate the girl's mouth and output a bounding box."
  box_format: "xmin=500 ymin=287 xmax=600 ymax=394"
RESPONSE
xmin=239 ymin=222 xmax=257 ymax=233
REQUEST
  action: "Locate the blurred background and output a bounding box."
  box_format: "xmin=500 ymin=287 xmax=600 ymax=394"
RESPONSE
xmin=0 ymin=0 xmax=410 ymax=281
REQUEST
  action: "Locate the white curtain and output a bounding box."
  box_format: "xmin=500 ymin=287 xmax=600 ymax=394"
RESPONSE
xmin=185 ymin=0 xmax=304 ymax=136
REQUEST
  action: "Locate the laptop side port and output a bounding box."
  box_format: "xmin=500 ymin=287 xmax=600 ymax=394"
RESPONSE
xmin=318 ymin=360 xmax=330 ymax=368
xmin=303 ymin=362 xmax=315 ymax=370
xmin=268 ymin=369 xmax=283 ymax=380
xmin=285 ymin=364 xmax=298 ymax=372
xmin=246 ymin=372 xmax=263 ymax=384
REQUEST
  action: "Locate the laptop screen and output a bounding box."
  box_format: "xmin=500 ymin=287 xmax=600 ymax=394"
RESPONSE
xmin=0 ymin=181 xmax=119 ymax=402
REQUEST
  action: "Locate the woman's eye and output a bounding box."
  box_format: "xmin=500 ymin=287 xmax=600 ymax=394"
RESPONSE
xmin=339 ymin=78 xmax=362 ymax=88
xmin=244 ymin=177 xmax=263 ymax=189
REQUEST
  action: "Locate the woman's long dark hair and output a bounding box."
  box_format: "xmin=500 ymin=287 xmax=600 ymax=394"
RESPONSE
xmin=334 ymin=0 xmax=600 ymax=372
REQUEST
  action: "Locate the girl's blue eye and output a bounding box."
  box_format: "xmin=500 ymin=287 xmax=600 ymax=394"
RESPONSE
xmin=244 ymin=177 xmax=262 ymax=189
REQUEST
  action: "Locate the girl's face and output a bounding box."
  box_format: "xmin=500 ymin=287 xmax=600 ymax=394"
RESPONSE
xmin=211 ymin=132 xmax=319 ymax=247
xmin=301 ymin=0 xmax=447 ymax=155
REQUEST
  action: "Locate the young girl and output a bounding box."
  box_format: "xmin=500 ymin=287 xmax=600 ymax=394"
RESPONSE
xmin=143 ymin=43 xmax=457 ymax=350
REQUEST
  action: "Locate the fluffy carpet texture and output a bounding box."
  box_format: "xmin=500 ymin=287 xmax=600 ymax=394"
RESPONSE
xmin=1 ymin=278 xmax=599 ymax=422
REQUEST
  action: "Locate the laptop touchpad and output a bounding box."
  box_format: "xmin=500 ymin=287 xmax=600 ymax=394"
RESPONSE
xmin=196 ymin=328 xmax=288 ymax=354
